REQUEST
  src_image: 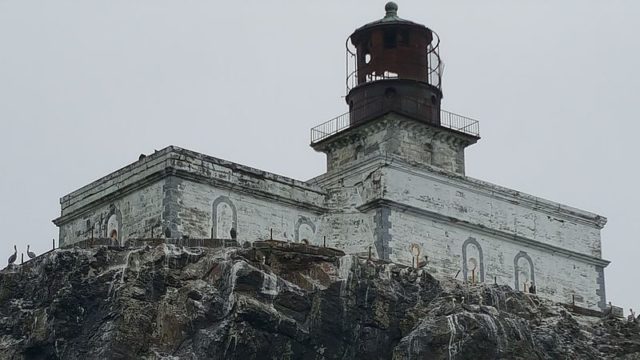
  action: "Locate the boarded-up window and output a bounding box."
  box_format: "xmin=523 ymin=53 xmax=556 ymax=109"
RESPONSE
xmin=216 ymin=203 xmax=234 ymax=238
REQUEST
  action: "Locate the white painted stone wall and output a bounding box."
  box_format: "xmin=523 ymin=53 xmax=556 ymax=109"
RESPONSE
xmin=387 ymin=209 xmax=603 ymax=309
xmin=54 ymin=142 xmax=609 ymax=310
xmin=380 ymin=165 xmax=605 ymax=258
xmin=314 ymin=164 xmax=383 ymax=255
xmin=58 ymin=149 xmax=173 ymax=217
xmin=176 ymin=179 xmax=322 ymax=243
xmin=312 ymin=153 xmax=608 ymax=310
xmin=58 ymin=180 xmax=165 ymax=246
xmin=316 ymin=114 xmax=473 ymax=175
xmin=55 ymin=147 xmax=328 ymax=247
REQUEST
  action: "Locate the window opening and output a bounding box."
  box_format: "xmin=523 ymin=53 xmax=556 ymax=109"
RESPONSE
xmin=383 ymin=29 xmax=397 ymax=48
xmin=383 ymin=71 xmax=398 ymax=78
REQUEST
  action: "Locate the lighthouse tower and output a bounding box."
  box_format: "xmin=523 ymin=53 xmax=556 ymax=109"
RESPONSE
xmin=311 ymin=2 xmax=480 ymax=175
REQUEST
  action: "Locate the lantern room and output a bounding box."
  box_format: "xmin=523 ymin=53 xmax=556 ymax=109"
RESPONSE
xmin=345 ymin=2 xmax=443 ymax=126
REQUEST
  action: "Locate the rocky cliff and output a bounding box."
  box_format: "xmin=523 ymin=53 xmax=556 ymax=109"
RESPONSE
xmin=1 ymin=242 xmax=639 ymax=360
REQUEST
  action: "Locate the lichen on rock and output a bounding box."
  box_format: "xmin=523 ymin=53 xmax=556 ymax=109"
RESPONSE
xmin=1 ymin=242 xmax=638 ymax=359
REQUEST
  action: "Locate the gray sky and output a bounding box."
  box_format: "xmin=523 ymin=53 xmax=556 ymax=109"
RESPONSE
xmin=1 ymin=1 xmax=638 ymax=312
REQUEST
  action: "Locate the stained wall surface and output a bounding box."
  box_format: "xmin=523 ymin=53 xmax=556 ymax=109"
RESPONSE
xmin=174 ymin=178 xmax=322 ymax=243
xmin=387 ymin=209 xmax=605 ymax=309
xmin=54 ymin=144 xmax=609 ymax=310
xmin=312 ymin=152 xmax=608 ymax=310
xmin=57 ymin=180 xmax=165 ymax=246
xmin=55 ymin=147 xmax=327 ymax=247
xmin=318 ymin=114 xmax=471 ymax=174
xmin=381 ymin=165 xmax=605 ymax=258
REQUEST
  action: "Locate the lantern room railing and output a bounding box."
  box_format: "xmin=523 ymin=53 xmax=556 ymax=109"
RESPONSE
xmin=310 ymin=104 xmax=479 ymax=144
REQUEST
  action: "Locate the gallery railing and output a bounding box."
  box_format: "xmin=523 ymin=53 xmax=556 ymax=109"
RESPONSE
xmin=311 ymin=104 xmax=480 ymax=144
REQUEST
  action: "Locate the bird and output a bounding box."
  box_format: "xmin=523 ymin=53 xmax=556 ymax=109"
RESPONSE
xmin=230 ymin=228 xmax=237 ymax=240
xmin=417 ymin=255 xmax=428 ymax=268
xmin=27 ymin=245 xmax=36 ymax=259
xmin=8 ymin=245 xmax=17 ymax=265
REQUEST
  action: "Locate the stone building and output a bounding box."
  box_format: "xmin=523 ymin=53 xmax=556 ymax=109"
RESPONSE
xmin=52 ymin=3 xmax=609 ymax=310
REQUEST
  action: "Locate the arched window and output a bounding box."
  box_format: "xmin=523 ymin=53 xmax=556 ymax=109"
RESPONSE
xmin=107 ymin=214 xmax=119 ymax=243
xmin=462 ymin=238 xmax=485 ymax=283
xmin=212 ymin=196 xmax=238 ymax=239
xmin=514 ymin=251 xmax=535 ymax=292
xmin=294 ymin=216 xmax=316 ymax=244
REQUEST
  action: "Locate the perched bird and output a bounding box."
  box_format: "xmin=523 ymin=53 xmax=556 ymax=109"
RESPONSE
xmin=8 ymin=245 xmax=17 ymax=265
xmin=27 ymin=245 xmax=36 ymax=259
xmin=230 ymin=228 xmax=237 ymax=240
xmin=417 ymin=255 xmax=428 ymax=268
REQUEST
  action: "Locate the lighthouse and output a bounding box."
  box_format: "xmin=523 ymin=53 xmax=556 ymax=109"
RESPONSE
xmin=54 ymin=3 xmax=609 ymax=311
xmin=311 ymin=2 xmax=480 ymax=175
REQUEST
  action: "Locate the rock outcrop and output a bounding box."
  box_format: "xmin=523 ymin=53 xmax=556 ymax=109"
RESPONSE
xmin=1 ymin=242 xmax=639 ymax=359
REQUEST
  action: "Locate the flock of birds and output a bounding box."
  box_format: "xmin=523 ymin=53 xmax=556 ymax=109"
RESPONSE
xmin=6 ymin=245 xmax=36 ymax=265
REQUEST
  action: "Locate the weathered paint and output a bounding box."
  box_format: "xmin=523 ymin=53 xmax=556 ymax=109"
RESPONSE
xmin=53 ymin=121 xmax=609 ymax=310
xmin=57 ymin=180 xmax=165 ymax=246
xmin=311 ymin=113 xmax=476 ymax=175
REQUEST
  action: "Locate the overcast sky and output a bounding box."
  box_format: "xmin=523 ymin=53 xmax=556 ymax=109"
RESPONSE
xmin=0 ymin=1 xmax=638 ymax=312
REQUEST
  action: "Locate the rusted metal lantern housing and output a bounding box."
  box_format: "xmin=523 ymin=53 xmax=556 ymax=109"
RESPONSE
xmin=346 ymin=2 xmax=443 ymax=126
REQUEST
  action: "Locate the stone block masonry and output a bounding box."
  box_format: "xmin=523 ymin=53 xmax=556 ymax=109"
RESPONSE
xmin=54 ymin=146 xmax=326 ymax=247
xmin=53 ymin=144 xmax=609 ymax=310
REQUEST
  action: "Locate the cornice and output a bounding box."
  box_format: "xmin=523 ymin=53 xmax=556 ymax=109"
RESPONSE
xmin=54 ymin=164 xmax=328 ymax=226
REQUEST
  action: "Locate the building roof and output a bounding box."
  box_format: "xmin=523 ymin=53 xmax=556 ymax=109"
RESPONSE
xmin=353 ymin=2 xmax=426 ymax=33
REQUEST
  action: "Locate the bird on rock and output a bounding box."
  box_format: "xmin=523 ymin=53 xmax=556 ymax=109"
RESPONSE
xmin=8 ymin=245 xmax=17 ymax=265
xmin=27 ymin=245 xmax=36 ymax=259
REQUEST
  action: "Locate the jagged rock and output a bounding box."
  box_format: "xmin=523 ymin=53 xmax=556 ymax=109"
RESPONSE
xmin=1 ymin=244 xmax=639 ymax=359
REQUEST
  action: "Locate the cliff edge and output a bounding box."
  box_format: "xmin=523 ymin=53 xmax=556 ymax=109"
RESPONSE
xmin=1 ymin=242 xmax=638 ymax=359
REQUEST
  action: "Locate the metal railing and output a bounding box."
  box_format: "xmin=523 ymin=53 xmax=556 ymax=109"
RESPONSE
xmin=310 ymin=111 xmax=351 ymax=144
xmin=440 ymin=109 xmax=480 ymax=137
xmin=311 ymin=106 xmax=480 ymax=144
